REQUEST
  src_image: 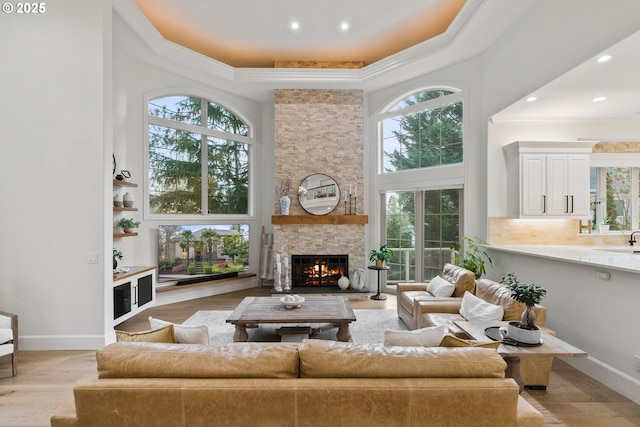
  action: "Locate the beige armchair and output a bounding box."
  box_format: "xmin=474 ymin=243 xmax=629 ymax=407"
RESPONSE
xmin=0 ymin=310 xmax=18 ymax=378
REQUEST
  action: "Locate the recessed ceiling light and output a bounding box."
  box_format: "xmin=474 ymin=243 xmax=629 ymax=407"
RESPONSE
xmin=290 ymin=21 xmax=299 ymax=31
xmin=340 ymin=21 xmax=349 ymax=31
xmin=593 ymin=96 xmax=607 ymax=102
xmin=526 ymin=96 xmax=538 ymax=102
xmin=596 ymin=55 xmax=612 ymax=63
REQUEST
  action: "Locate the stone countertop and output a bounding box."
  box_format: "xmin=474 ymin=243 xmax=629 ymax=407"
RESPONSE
xmin=486 ymin=245 xmax=640 ymax=274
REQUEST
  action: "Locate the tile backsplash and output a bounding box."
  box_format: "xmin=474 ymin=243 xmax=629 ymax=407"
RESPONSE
xmin=489 ymin=217 xmax=630 ymax=246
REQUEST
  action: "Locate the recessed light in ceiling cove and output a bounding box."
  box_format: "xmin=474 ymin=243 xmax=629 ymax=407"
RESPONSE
xmin=596 ymin=55 xmax=612 ymax=63
xmin=593 ymin=96 xmax=608 ymax=102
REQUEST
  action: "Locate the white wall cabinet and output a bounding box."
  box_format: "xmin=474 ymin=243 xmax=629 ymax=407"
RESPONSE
xmin=504 ymin=141 xmax=596 ymax=218
xmin=113 ymin=266 xmax=156 ymax=326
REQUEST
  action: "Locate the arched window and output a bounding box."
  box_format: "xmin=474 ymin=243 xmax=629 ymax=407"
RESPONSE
xmin=381 ymin=89 xmax=463 ymax=173
xmin=146 ymin=95 xmax=253 ymax=216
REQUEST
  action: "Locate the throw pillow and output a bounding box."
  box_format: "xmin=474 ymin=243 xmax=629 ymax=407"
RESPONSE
xmin=439 ymin=334 xmax=501 ymax=349
xmin=459 ymin=291 xmax=504 ymax=321
xmin=383 ymin=325 xmax=446 ymax=347
xmin=426 ymin=275 xmax=456 ymax=297
xmin=148 ymin=316 xmax=210 ymax=345
xmin=115 ymin=324 xmax=176 ymax=343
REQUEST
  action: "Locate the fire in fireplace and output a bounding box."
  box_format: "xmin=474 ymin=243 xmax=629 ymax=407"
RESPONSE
xmin=291 ymin=255 xmax=349 ymax=287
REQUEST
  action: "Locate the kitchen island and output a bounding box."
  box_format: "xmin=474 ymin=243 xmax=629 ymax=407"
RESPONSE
xmin=484 ymin=244 xmax=640 ymax=405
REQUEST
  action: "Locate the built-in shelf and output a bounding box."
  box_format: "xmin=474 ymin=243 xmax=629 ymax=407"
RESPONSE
xmin=114 ymin=232 xmax=138 ymax=238
xmin=113 ymin=207 xmax=138 ymax=212
xmin=271 ymin=215 xmax=368 ymax=225
xmin=112 ymin=180 xmax=138 ymax=187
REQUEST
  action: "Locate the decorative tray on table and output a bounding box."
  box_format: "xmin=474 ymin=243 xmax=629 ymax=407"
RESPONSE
xmin=484 ymin=326 xmax=543 ymax=347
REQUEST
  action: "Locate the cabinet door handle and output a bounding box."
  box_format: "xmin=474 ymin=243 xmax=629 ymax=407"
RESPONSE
xmin=542 ymin=195 xmax=546 ymax=213
xmin=133 ymin=285 xmax=138 ymax=305
xmin=565 ymin=195 xmax=569 ymax=213
xmin=570 ymin=195 xmax=574 ymax=213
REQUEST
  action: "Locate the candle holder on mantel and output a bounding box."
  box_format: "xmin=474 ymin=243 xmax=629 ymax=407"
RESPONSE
xmin=283 ymin=264 xmax=291 ymax=291
xmin=343 ymin=185 xmax=358 ymax=215
xmin=274 ymin=263 xmax=283 ymax=292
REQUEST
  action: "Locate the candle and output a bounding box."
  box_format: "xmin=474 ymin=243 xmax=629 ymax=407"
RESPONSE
xmin=276 ymin=262 xmax=281 ymax=274
xmin=283 ymin=257 xmax=288 ymax=268
xmin=350 ymin=184 xmax=352 ymax=195
xmin=355 ymin=185 xmax=357 ymax=198
xmin=275 ymin=253 xmax=280 ymax=263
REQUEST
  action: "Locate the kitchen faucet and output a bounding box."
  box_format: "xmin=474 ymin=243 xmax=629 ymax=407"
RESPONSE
xmin=628 ymin=231 xmax=640 ymax=246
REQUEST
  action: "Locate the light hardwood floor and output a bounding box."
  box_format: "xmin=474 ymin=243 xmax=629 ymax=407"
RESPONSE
xmin=1 ymin=285 xmax=639 ymax=427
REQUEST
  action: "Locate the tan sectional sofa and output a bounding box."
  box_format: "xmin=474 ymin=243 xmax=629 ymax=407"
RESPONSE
xmin=397 ymin=269 xmax=555 ymax=388
xmin=51 ymin=339 xmax=543 ymax=427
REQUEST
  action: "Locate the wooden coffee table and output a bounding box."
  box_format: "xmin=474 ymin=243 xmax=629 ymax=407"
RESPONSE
xmin=226 ymin=296 xmax=356 ymax=342
xmin=455 ymin=320 xmax=587 ymax=392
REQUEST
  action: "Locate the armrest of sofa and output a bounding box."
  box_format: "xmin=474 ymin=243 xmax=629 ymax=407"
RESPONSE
xmin=397 ymin=282 xmax=428 ymax=293
xmin=50 ymin=405 xmax=78 ymax=427
xmin=416 ymin=299 xmax=462 ymax=315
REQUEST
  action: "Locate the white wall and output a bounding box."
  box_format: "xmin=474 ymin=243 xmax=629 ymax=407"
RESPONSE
xmin=0 ymin=0 xmax=110 ymax=349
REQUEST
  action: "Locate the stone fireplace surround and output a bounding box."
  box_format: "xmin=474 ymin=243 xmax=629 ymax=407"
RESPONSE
xmin=273 ymin=89 xmax=366 ymax=295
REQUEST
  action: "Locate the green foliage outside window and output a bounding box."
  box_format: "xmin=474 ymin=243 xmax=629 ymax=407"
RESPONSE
xmin=148 ymin=96 xmax=250 ymax=215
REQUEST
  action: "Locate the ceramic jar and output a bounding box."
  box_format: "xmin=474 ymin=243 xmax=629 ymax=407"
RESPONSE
xmin=349 ymin=268 xmax=365 ymax=290
xmin=279 ymin=195 xmax=291 ymax=215
xmin=338 ymin=275 xmax=350 ymax=290
xmin=123 ymin=192 xmax=134 ymax=208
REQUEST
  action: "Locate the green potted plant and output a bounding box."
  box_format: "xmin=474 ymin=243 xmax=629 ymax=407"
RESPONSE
xmin=117 ymin=217 xmax=140 ymax=233
xmin=369 ymin=244 xmax=393 ymax=268
xmin=501 ymin=272 xmax=547 ymax=344
xmin=452 ymin=236 xmax=492 ymax=279
xmin=113 ymin=249 xmax=122 ymax=270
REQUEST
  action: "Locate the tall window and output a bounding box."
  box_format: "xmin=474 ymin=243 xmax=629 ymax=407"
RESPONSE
xmin=147 ymin=96 xmax=252 ymax=216
xmin=378 ymin=88 xmax=464 ymax=287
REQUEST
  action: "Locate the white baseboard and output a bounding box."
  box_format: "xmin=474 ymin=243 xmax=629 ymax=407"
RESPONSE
xmin=564 ymin=355 xmax=640 ymax=405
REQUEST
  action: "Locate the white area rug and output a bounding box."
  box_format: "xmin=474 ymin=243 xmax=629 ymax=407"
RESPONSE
xmin=183 ymin=309 xmax=408 ymax=344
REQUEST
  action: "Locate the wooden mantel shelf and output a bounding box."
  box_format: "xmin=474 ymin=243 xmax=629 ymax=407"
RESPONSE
xmin=271 ymin=215 xmax=368 ymax=225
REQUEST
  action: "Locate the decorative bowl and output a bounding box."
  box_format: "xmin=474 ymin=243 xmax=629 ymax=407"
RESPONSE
xmin=280 ymin=295 xmax=305 ymax=308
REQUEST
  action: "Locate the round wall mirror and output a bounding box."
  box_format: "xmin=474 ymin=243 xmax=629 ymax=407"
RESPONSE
xmin=298 ymin=173 xmax=341 ymax=215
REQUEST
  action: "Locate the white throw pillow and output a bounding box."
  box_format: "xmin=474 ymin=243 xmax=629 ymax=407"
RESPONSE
xmin=426 ymin=275 xmax=456 ymax=297
xmin=148 ymin=316 xmax=210 ymax=345
xmin=383 ymin=325 xmax=446 ymax=347
xmin=459 ymin=291 xmax=504 ymax=321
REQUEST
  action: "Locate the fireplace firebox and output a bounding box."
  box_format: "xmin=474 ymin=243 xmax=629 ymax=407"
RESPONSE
xmin=291 ymin=255 xmax=348 ymax=288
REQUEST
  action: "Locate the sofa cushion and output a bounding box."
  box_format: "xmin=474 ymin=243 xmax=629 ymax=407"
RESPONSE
xmin=475 ymin=279 xmax=526 ymax=321
xmin=426 ymin=275 xmax=456 ymax=297
xmin=115 ymin=325 xmax=176 ymax=343
xmin=298 ymin=339 xmax=506 ymax=379
xmin=97 ymin=342 xmax=300 ymax=379
xmin=383 ymin=325 xmax=446 ymax=347
xmin=459 ymin=291 xmax=504 ymax=321
xmin=148 ymin=316 xmax=210 ymax=345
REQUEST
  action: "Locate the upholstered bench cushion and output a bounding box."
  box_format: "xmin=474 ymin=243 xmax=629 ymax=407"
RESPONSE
xmin=97 ymin=342 xmax=300 ymax=379
xmin=298 ymin=339 xmax=506 ymax=379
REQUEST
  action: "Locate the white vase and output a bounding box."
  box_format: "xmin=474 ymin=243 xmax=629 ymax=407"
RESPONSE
xmin=338 ymin=275 xmax=350 ymax=290
xmin=279 ymin=195 xmax=291 ymax=215
xmin=599 ymin=224 xmax=609 ymax=233
xmin=113 ymin=193 xmax=123 ymax=207
xmin=349 ymin=268 xmax=365 ymax=289
xmin=123 ymin=192 xmax=134 ymax=208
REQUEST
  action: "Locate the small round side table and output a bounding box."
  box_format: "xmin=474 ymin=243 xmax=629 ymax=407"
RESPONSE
xmin=368 ymin=265 xmax=390 ymax=300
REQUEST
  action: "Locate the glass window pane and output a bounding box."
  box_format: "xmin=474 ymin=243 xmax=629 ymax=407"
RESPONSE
xmin=423 ymin=189 xmax=461 ymax=280
xmin=606 ymin=167 xmax=631 ymax=230
xmin=389 ymin=89 xmax=455 ymax=111
xmin=207 ymin=101 xmax=249 ymax=136
xmin=149 ymin=96 xmax=201 ymax=125
xmin=385 ymin=192 xmax=415 ymax=284
xmin=207 ymin=137 xmax=249 ymax=214
xmin=148 ymin=125 xmax=202 ymax=214
xmin=382 ymin=100 xmax=462 ymax=173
